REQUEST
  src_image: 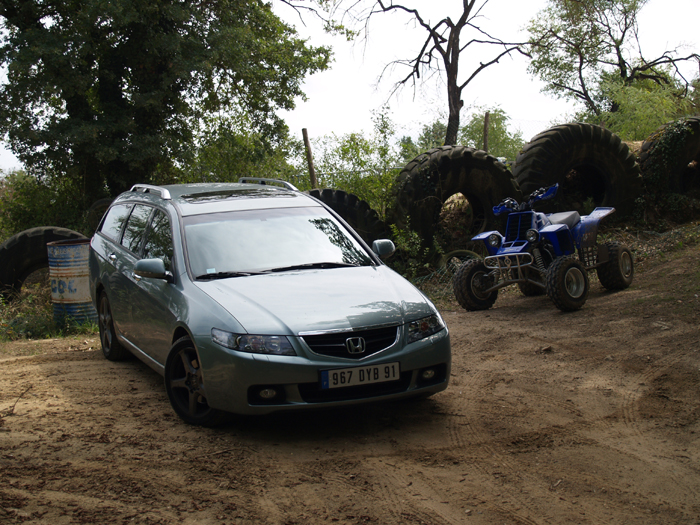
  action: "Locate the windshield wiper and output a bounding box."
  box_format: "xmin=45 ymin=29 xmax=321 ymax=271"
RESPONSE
xmin=195 ymin=271 xmax=263 ymax=280
xmin=264 ymin=262 xmax=364 ymax=273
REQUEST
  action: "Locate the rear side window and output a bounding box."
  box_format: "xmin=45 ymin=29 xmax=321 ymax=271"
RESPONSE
xmin=121 ymin=205 xmax=153 ymax=254
xmin=99 ymin=204 xmax=132 ymax=242
xmin=142 ymin=209 xmax=174 ymax=271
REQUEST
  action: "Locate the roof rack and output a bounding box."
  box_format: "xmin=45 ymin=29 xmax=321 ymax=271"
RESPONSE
xmin=130 ymin=184 xmax=172 ymax=200
xmin=238 ymin=177 xmax=299 ymax=192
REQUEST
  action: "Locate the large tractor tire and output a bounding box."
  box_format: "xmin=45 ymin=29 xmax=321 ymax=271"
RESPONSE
xmin=389 ymin=146 xmax=521 ymax=252
xmin=638 ymin=116 xmax=700 ymax=197
xmin=0 ymin=226 xmax=86 ymax=299
xmin=513 ymin=123 xmax=642 ymax=217
xmin=309 ymin=189 xmax=391 ymax=245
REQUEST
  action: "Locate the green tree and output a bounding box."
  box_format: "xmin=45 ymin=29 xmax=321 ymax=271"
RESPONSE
xmin=578 ymin=74 xmax=695 ymax=140
xmin=311 ymin=107 xmax=402 ymax=218
xmin=398 ymin=120 xmax=446 ymax=163
xmin=0 ymin=0 xmax=330 ymax=204
xmin=527 ymin=0 xmax=699 ymax=117
xmin=180 ymin=112 xmax=303 ymax=185
xmin=459 ymin=106 xmax=525 ymax=161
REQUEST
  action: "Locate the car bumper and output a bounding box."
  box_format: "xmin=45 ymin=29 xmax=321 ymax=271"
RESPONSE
xmin=196 ymin=329 xmax=451 ymax=415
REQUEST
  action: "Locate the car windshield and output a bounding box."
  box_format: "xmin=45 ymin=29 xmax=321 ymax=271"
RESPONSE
xmin=184 ymin=206 xmax=374 ymax=278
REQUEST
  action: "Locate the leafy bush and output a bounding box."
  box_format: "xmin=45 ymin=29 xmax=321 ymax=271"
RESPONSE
xmin=0 ymin=170 xmax=91 ymax=241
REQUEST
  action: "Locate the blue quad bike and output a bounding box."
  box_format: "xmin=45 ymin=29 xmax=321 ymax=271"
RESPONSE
xmin=452 ymin=184 xmax=634 ymax=312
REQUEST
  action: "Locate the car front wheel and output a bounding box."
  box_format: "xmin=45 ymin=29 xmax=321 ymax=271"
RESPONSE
xmin=165 ymin=336 xmax=226 ymax=426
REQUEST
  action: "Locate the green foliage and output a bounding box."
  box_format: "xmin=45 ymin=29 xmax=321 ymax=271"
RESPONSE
xmin=0 ymin=0 xmax=330 ymax=202
xmin=0 ymin=278 xmax=97 ymax=341
xmin=636 ymin=119 xmax=700 ymax=226
xmin=459 ymin=106 xmax=525 ymax=161
xmin=575 ymin=73 xmax=696 ymax=140
xmin=399 ymin=120 xmax=447 ymax=163
xmin=527 ymin=0 xmax=696 ymax=123
xmin=310 ymin=107 xmax=402 ymax=218
xmin=0 ymin=169 xmax=90 ymax=239
xmin=177 ymin=112 xmax=303 ymax=185
xmin=387 ymin=219 xmax=439 ymax=280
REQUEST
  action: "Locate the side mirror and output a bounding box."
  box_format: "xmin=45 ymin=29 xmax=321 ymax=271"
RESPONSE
xmin=372 ymin=239 xmax=396 ymax=259
xmin=134 ymin=258 xmax=173 ymax=282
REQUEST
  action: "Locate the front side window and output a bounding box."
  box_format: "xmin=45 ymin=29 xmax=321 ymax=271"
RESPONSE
xmin=99 ymin=204 xmax=132 ymax=242
xmin=121 ymin=205 xmax=153 ymax=254
xmin=184 ymin=207 xmax=373 ymax=278
xmin=142 ymin=209 xmax=174 ymax=271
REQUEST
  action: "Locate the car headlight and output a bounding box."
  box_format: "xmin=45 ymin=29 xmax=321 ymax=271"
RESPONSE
xmin=211 ymin=328 xmax=296 ymax=356
xmin=488 ymin=233 xmax=502 ymax=248
xmin=407 ymin=314 xmax=445 ymax=344
xmin=526 ymin=229 xmax=539 ymax=243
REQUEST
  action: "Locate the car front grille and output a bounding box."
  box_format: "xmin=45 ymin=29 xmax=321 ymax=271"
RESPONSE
xmin=301 ymin=325 xmax=399 ymax=360
xmin=505 ymin=212 xmax=534 ymax=242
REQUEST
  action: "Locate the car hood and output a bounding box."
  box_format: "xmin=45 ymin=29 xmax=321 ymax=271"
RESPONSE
xmin=195 ymin=266 xmax=434 ymax=335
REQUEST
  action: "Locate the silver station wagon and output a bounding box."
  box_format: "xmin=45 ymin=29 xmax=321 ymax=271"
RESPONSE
xmin=89 ymin=179 xmax=451 ymax=425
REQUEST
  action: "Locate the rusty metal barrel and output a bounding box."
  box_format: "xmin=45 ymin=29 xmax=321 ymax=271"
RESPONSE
xmin=47 ymin=239 xmax=98 ymax=325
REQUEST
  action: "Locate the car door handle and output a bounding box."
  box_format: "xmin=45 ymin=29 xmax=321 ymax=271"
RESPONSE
xmin=108 ymin=253 xmax=117 ymax=264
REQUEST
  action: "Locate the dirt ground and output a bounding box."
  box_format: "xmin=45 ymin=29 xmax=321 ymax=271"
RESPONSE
xmin=1 ymin=241 xmax=699 ymax=525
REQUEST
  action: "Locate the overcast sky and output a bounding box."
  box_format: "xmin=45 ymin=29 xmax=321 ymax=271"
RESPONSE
xmin=1 ymin=0 xmax=698 ymax=171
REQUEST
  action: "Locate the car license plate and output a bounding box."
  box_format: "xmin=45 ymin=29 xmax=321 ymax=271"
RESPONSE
xmin=321 ymin=362 xmax=400 ymax=389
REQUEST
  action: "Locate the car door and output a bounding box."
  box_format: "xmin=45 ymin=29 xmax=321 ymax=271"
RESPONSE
xmin=113 ymin=203 xmax=155 ymax=345
xmin=128 ymin=208 xmax=178 ymax=364
xmin=93 ymin=202 xmax=134 ymax=337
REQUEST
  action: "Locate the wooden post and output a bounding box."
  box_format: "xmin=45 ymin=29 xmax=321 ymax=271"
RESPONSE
xmin=302 ymin=128 xmax=318 ymax=189
xmin=483 ymin=111 xmax=490 ymax=153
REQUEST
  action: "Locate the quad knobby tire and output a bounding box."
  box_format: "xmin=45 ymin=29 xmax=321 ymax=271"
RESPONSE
xmin=165 ymin=336 xmax=227 ymax=427
xmin=452 ymin=259 xmax=498 ymax=311
xmin=309 ymin=189 xmax=390 ymax=245
xmin=546 ymin=257 xmax=589 ymax=312
xmin=98 ymin=292 xmax=131 ymax=361
xmin=513 ymin=123 xmax=642 ymax=218
xmin=390 ymin=146 xmax=521 ymax=250
xmin=0 ymin=226 xmax=86 ymax=298
xmin=639 ymin=116 xmax=700 ymax=196
xmin=517 ymin=277 xmax=546 ymax=297
xmin=597 ymin=242 xmax=634 ymax=290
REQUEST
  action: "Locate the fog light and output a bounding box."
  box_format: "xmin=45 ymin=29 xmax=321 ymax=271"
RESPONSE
xmin=421 ymin=369 xmax=436 ymax=380
xmin=258 ymin=388 xmax=278 ymax=400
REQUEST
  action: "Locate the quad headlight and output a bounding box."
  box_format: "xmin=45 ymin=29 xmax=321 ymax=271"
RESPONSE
xmin=526 ymin=229 xmax=539 ymax=243
xmin=407 ymin=314 xmax=445 ymax=344
xmin=212 ymin=329 xmax=296 ymax=356
xmin=488 ymin=233 xmax=502 ymax=248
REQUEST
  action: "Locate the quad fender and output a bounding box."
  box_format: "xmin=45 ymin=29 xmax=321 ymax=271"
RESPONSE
xmin=572 ymin=207 xmax=615 ymax=250
xmin=540 ymin=224 xmax=575 ymax=256
xmin=472 ymin=230 xmax=502 ymax=256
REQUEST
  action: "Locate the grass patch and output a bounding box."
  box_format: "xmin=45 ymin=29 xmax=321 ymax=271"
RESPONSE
xmin=0 ymin=271 xmax=97 ymax=341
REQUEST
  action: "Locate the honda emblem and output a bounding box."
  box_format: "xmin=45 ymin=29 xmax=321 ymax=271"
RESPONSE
xmin=345 ymin=337 xmax=366 ymax=354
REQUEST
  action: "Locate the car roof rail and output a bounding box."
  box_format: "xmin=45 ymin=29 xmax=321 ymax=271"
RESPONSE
xmin=238 ymin=177 xmax=299 ymax=192
xmin=130 ymin=184 xmax=172 ymax=200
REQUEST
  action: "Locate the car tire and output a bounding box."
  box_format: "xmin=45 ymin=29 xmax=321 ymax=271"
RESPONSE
xmin=452 ymin=259 xmax=498 ymax=311
xmin=165 ymin=336 xmax=227 ymax=427
xmin=546 ymin=257 xmax=589 ymax=312
xmin=98 ymin=292 xmax=131 ymax=361
xmin=513 ymin=123 xmax=642 ymax=218
xmin=597 ymin=242 xmax=634 ymax=290
xmin=0 ymin=226 xmax=86 ymax=298
xmin=390 ymin=146 xmax=521 ymax=251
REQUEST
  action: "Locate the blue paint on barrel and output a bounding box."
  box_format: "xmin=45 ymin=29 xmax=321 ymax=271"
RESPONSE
xmin=47 ymin=239 xmax=98 ymax=325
